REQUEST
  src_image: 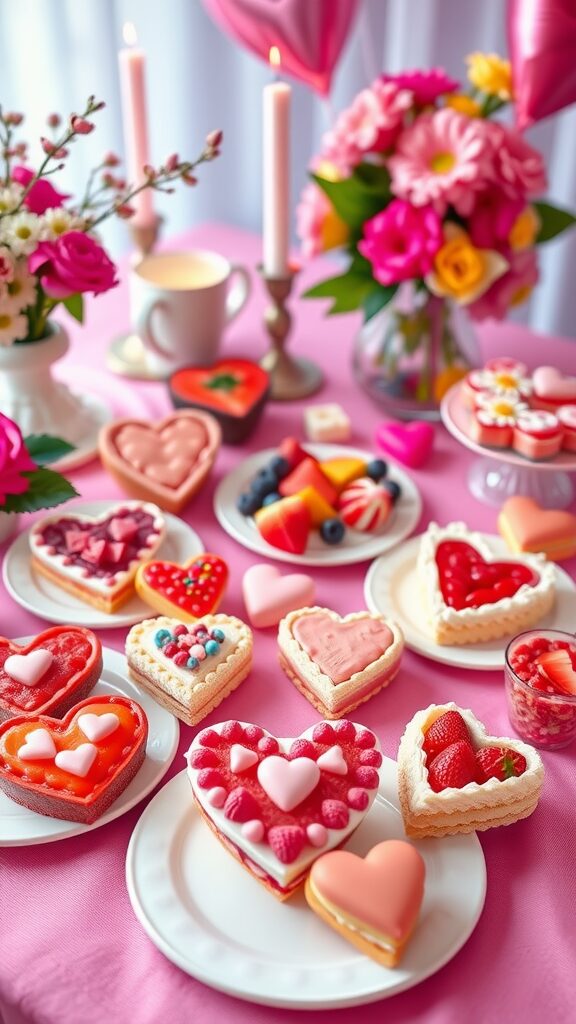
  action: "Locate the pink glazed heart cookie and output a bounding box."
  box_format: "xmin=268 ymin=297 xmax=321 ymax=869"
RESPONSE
xmin=242 ymin=563 xmax=316 ymax=628
xmin=98 ymin=410 xmax=221 ymax=513
xmin=278 ymin=607 xmax=404 ymax=718
xmin=186 ymin=718 xmax=383 ymax=899
xmin=376 ymin=420 xmax=434 ymax=469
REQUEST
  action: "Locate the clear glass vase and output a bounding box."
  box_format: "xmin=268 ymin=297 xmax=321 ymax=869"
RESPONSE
xmin=352 ymin=285 xmax=479 ymax=420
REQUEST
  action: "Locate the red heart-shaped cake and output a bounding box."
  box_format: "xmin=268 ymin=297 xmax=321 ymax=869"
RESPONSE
xmin=134 ymin=554 xmax=228 ymax=621
xmin=0 ymin=695 xmax=148 ymax=823
xmin=186 ymin=718 xmax=383 ymax=900
xmin=29 ymin=501 xmax=166 ymax=614
xmin=0 ymin=626 xmax=102 ymax=723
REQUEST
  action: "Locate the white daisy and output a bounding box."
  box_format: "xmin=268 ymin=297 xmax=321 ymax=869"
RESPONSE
xmin=40 ymin=207 xmax=85 ymax=240
xmin=0 ymin=307 xmax=29 ymax=345
xmin=0 ymin=184 xmax=24 ymax=215
xmin=4 ymin=259 xmax=37 ymax=313
xmin=476 ymin=392 xmax=528 ymax=428
xmin=1 ymin=211 xmax=42 ymax=256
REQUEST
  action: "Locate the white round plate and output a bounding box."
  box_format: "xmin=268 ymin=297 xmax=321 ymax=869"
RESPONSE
xmin=126 ymin=761 xmax=485 ymax=1009
xmin=214 ymin=444 xmax=422 ymax=566
xmin=364 ymin=533 xmax=576 ymax=671
xmin=0 ymin=646 xmax=179 ymax=846
xmin=2 ymin=500 xmax=204 ymax=629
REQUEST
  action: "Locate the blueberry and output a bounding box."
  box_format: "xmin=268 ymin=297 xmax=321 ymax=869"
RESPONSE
xmin=262 ymin=491 xmax=281 ymax=506
xmin=268 ymin=455 xmax=291 ymax=479
xmin=382 ymin=479 xmax=402 ymax=503
xmin=250 ymin=466 xmax=279 ymax=497
xmin=237 ymin=492 xmax=261 ymax=516
xmin=366 ymin=458 xmax=388 ymax=482
xmin=320 ymin=517 xmax=346 ymax=545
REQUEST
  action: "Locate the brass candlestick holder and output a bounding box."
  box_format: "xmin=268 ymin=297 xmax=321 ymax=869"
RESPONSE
xmin=259 ymin=265 xmax=323 ymax=401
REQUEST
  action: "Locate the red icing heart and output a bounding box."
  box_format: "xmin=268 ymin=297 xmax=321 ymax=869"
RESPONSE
xmin=0 ymin=627 xmax=102 ymax=723
xmin=436 ymin=540 xmax=540 ymax=611
xmin=0 ymin=695 xmax=148 ymax=823
xmin=135 ymin=554 xmax=228 ymax=620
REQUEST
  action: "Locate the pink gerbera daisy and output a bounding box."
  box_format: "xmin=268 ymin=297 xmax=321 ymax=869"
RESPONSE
xmin=321 ymin=80 xmax=412 ymax=173
xmin=381 ymin=68 xmax=460 ymax=106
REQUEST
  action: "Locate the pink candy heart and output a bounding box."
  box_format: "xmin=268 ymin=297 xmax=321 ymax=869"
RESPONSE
xmin=376 ymin=420 xmax=434 ymax=469
xmin=533 ymin=366 xmax=576 ymax=402
xmin=242 ymin=564 xmax=315 ymax=629
xmin=257 ymin=755 xmax=320 ymax=812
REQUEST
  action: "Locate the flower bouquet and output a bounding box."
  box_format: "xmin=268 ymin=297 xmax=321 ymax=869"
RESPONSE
xmin=298 ymin=54 xmax=575 ymax=415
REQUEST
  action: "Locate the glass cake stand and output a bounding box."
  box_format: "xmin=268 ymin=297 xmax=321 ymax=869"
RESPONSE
xmin=441 ymin=382 xmax=576 ymax=508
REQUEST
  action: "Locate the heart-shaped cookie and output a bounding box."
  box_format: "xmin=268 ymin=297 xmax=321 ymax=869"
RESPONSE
xmin=135 ymin=554 xmax=228 ymax=622
xmin=29 ymin=501 xmax=166 ymax=614
xmin=125 ymin=614 xmax=253 ymax=725
xmin=242 ymin=563 xmax=315 ymax=628
xmin=533 ymin=365 xmax=576 ymax=407
xmin=186 ymin=718 xmax=383 ymax=899
xmin=98 ymin=410 xmax=221 ymax=513
xmin=498 ymin=496 xmax=576 ymax=561
xmin=397 ymin=702 xmax=544 ymax=838
xmin=278 ymin=607 xmax=404 ymax=718
xmin=418 ymin=522 xmax=556 ymax=645
xmin=0 ymin=695 xmax=148 ymax=823
xmin=0 ymin=626 xmax=102 ymax=723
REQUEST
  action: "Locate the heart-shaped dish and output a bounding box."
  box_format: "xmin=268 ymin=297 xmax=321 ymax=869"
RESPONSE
xmin=186 ymin=718 xmax=383 ymax=899
xmin=0 ymin=695 xmax=148 ymax=823
xmin=135 ymin=554 xmax=228 ymax=621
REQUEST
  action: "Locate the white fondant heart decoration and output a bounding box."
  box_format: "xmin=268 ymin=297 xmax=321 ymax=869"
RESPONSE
xmin=257 ymin=755 xmax=320 ymax=812
xmin=4 ymin=649 xmax=54 ymax=687
xmin=17 ymin=728 xmax=57 ymax=761
xmin=316 ymin=744 xmax=348 ymax=776
xmin=229 ymin=743 xmax=259 ymax=773
xmin=54 ymin=743 xmax=98 ymax=778
xmin=77 ymin=712 xmax=120 ymax=743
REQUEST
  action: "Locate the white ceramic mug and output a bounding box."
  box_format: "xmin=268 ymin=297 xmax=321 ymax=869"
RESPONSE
xmin=132 ymin=249 xmax=250 ymax=374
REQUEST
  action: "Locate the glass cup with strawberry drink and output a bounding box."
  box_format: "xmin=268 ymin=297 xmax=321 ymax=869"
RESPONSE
xmin=505 ymin=629 xmax=576 ymax=750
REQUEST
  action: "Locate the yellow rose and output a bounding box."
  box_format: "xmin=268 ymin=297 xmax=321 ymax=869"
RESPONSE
xmin=444 ymin=94 xmax=482 ymax=117
xmin=425 ymin=225 xmax=508 ymax=305
xmin=314 ymin=161 xmax=349 ymax=252
xmin=509 ymin=207 xmax=540 ymax=251
xmin=466 ymin=53 xmax=513 ymax=100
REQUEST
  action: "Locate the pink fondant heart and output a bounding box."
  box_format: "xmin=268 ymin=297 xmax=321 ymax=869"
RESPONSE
xmin=54 ymin=743 xmax=98 ymax=778
xmin=230 ymin=744 xmax=259 ymax=773
xmin=292 ymin=613 xmax=394 ymax=685
xmin=533 ymin=366 xmax=576 ymax=403
xmin=316 ymin=745 xmax=348 ymax=776
xmin=257 ymin=755 xmax=320 ymax=812
xmin=376 ymin=420 xmax=434 ymax=469
xmin=17 ymin=728 xmax=57 ymax=761
xmin=242 ymin=564 xmax=315 ymax=629
xmin=77 ymin=713 xmax=120 ymax=743
xmin=4 ymin=649 xmax=54 ymax=688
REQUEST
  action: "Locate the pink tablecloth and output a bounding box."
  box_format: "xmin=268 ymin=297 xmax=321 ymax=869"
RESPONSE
xmin=1 ymin=223 xmax=575 ymax=1024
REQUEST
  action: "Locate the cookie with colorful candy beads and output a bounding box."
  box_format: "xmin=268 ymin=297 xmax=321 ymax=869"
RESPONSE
xmin=185 ymin=718 xmax=383 ymax=900
xmin=134 ymin=553 xmax=228 ymax=621
xmin=125 ymin=614 xmax=253 ymax=726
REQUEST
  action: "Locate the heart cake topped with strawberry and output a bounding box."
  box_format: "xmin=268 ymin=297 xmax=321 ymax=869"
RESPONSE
xmin=397 ymin=702 xmax=544 ymax=838
xmin=186 ymin=718 xmax=383 ymax=900
xmin=418 ymin=521 xmax=556 ymax=645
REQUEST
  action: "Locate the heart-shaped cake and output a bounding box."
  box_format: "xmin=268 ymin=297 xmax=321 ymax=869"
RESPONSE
xmin=135 ymin=554 xmax=228 ymax=622
xmin=169 ymin=358 xmax=270 ymax=444
xmin=278 ymin=607 xmax=404 ymax=718
xmin=0 ymin=695 xmax=148 ymax=823
xmin=125 ymin=614 xmax=253 ymax=725
xmin=29 ymin=501 xmax=166 ymax=614
xmin=186 ymin=718 xmax=383 ymax=899
xmin=98 ymin=410 xmax=221 ymax=513
xmin=0 ymin=626 xmax=102 ymax=723
xmin=498 ymin=496 xmax=576 ymax=562
xmin=418 ymin=522 xmax=556 ymax=645
xmin=397 ymin=702 xmax=544 ymax=838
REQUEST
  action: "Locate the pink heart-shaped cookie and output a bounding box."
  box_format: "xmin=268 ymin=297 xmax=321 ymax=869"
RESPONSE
xmin=376 ymin=420 xmax=434 ymax=468
xmin=242 ymin=563 xmax=315 ymax=628
xmin=533 ymin=366 xmax=576 ymax=404
xmin=498 ymin=496 xmax=576 ymax=561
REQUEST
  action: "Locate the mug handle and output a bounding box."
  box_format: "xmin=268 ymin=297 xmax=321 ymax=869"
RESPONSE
xmin=226 ymin=265 xmax=251 ymax=322
xmin=136 ymin=297 xmax=173 ymax=361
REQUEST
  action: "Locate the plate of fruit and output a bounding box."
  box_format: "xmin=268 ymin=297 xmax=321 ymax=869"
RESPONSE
xmin=213 ymin=440 xmax=422 ymax=566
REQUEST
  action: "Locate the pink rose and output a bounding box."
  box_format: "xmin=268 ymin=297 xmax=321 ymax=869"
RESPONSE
xmin=487 ymin=123 xmax=548 ymax=198
xmin=28 ymin=231 xmax=118 ymax=299
xmin=12 ymin=165 xmax=69 ymax=215
xmin=321 ymin=80 xmax=412 ymax=173
xmin=381 ymin=68 xmax=460 ymax=106
xmin=468 ymin=249 xmax=539 ymax=321
xmin=358 ymin=200 xmax=443 ymax=285
xmin=468 ymin=190 xmax=525 ymax=250
xmin=0 ymin=412 xmax=36 ymax=505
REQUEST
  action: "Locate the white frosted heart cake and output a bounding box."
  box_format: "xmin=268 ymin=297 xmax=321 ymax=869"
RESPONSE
xmin=125 ymin=614 xmax=253 ymax=725
xmin=417 ymin=521 xmax=555 ymax=645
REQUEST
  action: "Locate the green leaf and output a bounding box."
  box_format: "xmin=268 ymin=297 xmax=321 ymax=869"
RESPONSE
xmin=303 ymin=268 xmax=375 ymax=314
xmin=534 ymin=201 xmax=576 ymax=243
xmin=312 ymin=161 xmax=390 ymax=233
xmin=362 ymin=285 xmax=398 ymax=322
xmin=23 ymin=434 xmax=75 ymax=466
xmin=62 ymin=293 xmax=84 ymax=323
xmin=1 ymin=469 xmax=78 ymax=514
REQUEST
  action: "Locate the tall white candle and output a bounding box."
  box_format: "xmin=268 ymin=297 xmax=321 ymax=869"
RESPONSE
xmin=263 ymin=47 xmax=291 ymax=277
xmin=118 ymin=22 xmax=155 ymax=227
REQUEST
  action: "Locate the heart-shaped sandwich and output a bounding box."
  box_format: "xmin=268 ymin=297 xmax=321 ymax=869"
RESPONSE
xmin=278 ymin=607 xmax=404 ymax=718
xmin=98 ymin=410 xmax=221 ymax=513
xmin=0 ymin=695 xmax=148 ymax=823
xmin=186 ymin=718 xmax=383 ymax=899
xmin=0 ymin=626 xmax=102 ymax=723
xmin=125 ymin=614 xmax=253 ymax=725
xmin=397 ymin=702 xmax=544 ymax=838
xmin=498 ymin=496 xmax=576 ymax=562
xmin=29 ymin=501 xmax=166 ymax=614
xmin=305 ymin=840 xmax=425 ymax=967
xmin=135 ymin=554 xmax=228 ymax=621
xmin=418 ymin=521 xmax=556 ymax=645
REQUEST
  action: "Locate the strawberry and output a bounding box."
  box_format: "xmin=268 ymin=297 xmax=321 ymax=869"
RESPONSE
xmin=223 ymin=786 xmax=260 ymax=823
xmin=267 ymin=825 xmax=305 ymax=863
xmin=427 ymin=740 xmax=477 ymax=792
xmin=535 ymin=650 xmax=576 ymax=696
xmin=475 ymin=746 xmax=527 ymax=782
xmin=422 ymin=711 xmax=472 ymax=764
xmin=321 ymin=799 xmax=349 ymax=829
xmin=188 ymin=748 xmax=219 ymax=769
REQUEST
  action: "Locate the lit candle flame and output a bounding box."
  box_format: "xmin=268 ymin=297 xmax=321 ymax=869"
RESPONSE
xmin=123 ymin=21 xmax=138 ymax=47
xmin=269 ymin=46 xmax=281 ymax=69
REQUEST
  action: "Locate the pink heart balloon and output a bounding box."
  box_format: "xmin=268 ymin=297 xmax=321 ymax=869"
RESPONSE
xmin=508 ymin=0 xmax=576 ymax=130
xmin=202 ymin=0 xmax=360 ymax=95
